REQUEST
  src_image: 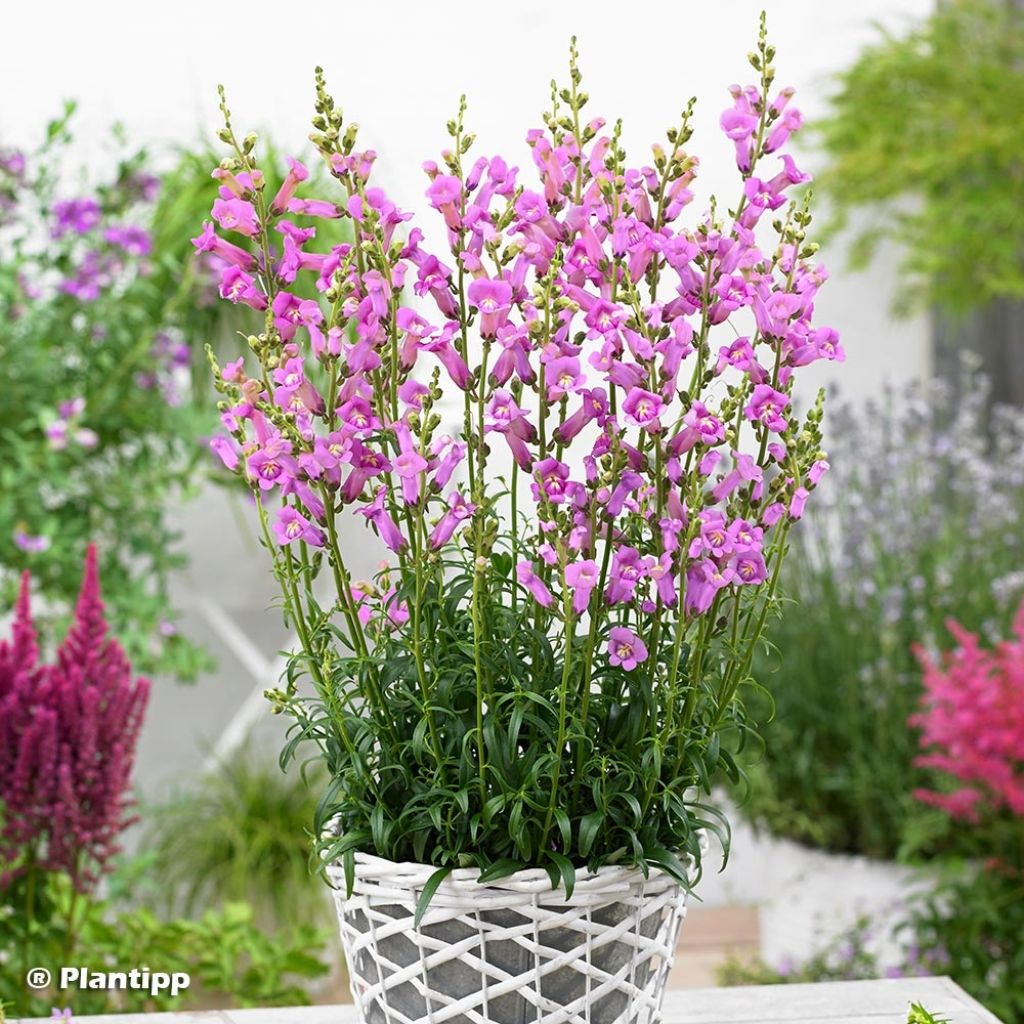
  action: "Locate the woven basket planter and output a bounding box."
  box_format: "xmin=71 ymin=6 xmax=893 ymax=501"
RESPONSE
xmin=328 ymin=843 xmax=703 ymax=1024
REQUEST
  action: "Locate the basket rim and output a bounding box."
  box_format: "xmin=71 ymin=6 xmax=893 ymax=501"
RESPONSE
xmin=325 ymin=834 xmax=708 ymax=898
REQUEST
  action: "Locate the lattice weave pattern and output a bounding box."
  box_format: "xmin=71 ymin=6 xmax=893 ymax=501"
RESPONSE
xmin=329 ymin=852 xmax=695 ymax=1024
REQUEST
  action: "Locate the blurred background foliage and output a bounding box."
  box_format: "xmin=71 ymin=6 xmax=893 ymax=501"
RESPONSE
xmin=741 ymin=366 xmax=1024 ymax=860
xmin=814 ymin=0 xmax=1024 ymax=316
xmin=0 ymin=108 xmax=346 ymax=680
xmin=140 ymin=744 xmax=329 ymax=932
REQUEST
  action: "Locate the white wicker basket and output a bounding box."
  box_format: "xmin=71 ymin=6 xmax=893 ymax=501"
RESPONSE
xmin=328 ymin=843 xmax=703 ymax=1024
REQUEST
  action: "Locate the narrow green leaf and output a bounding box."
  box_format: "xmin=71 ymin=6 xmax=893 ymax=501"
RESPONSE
xmin=414 ymin=866 xmax=454 ymax=928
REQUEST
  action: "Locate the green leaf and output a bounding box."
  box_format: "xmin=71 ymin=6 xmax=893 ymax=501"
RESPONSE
xmin=546 ymin=851 xmax=576 ymax=900
xmin=477 ymin=858 xmax=525 ymax=884
xmin=414 ymin=866 xmax=454 ymax=928
xmin=578 ymin=811 xmax=603 ymax=858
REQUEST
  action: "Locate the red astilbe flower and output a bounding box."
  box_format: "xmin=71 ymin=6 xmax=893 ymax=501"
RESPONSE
xmin=0 ymin=545 xmax=150 ymax=890
xmin=910 ymin=600 xmax=1024 ymax=824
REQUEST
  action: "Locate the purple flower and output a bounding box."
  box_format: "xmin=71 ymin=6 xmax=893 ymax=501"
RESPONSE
xmin=103 ymin=225 xmax=151 ymax=256
xmin=394 ymin=449 xmax=428 ymax=505
xmin=744 ymin=384 xmax=790 ymax=433
xmin=606 ymin=547 xmax=644 ymax=605
xmin=808 ymin=459 xmax=829 ymax=486
xmin=247 ymin=439 xmax=297 ymax=491
xmin=669 ymin=402 xmax=725 ymax=455
xmin=357 ymin=487 xmax=407 ymax=553
xmin=426 ymin=174 xmax=462 ymax=208
xmin=399 ymin=380 xmax=429 ymax=410
xmin=209 ymin=436 xmax=239 ymax=471
xmin=565 ymin=559 xmax=599 ymax=614
xmin=604 ymin=471 xmax=644 ymax=518
xmin=468 ymin=277 xmax=513 ymax=337
xmin=429 ymin=492 xmax=476 ymax=549
xmin=622 ymin=387 xmax=664 ymax=431
xmin=13 ymin=531 xmax=51 ymax=553
xmin=731 ymin=551 xmax=767 ymax=585
xmin=689 ymin=511 xmax=733 ymax=559
xmin=426 ymin=174 xmax=462 ymax=229
xmin=711 ymin=452 xmax=763 ymax=503
xmin=728 ymin=519 xmax=763 ymax=553
xmin=274 ymin=506 xmax=324 ymax=547
xmin=211 ymin=197 xmax=259 ymax=236
xmin=271 ymin=156 xmax=310 ymax=215
xmin=553 ymin=388 xmax=607 ymax=444
xmin=430 ymin=435 xmax=467 ymax=491
xmin=516 ymin=561 xmax=555 ymax=608
xmin=532 ymin=458 xmax=571 ymax=505
xmin=608 ymin=627 xmax=648 ymax=671
xmin=191 ymin=221 xmax=254 ymax=269
xmin=52 ymin=197 xmax=101 ymax=237
xmin=545 ymin=356 xmax=585 ymax=400
xmin=753 ymin=291 xmax=802 ymax=337
xmin=789 ymin=486 xmax=810 ymax=519
xmin=219 ymin=266 xmax=267 ymax=310
xmin=645 ymin=553 xmax=678 ymax=606
xmin=685 ymin=559 xmax=735 ymax=616
xmin=419 ymin=324 xmax=472 ymax=390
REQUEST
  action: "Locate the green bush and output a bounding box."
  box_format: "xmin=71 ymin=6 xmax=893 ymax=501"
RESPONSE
xmin=143 ymin=744 xmax=329 ymax=930
xmin=0 ymin=870 xmax=328 ymax=1018
xmin=815 ymin=0 xmax=1024 ymax=315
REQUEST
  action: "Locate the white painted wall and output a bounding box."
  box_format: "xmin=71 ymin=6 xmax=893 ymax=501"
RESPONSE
xmin=4 ymin=0 xmax=933 ymax=403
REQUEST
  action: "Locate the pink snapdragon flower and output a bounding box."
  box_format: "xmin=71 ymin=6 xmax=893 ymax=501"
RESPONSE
xmin=274 ymin=506 xmax=324 ymax=547
xmin=608 ymin=627 xmax=648 ymax=671
xmin=565 ymin=559 xmax=599 ymax=614
xmin=622 ymin=388 xmax=664 ymax=431
xmin=744 ymin=384 xmax=790 ymax=433
xmin=669 ymin=402 xmax=725 ymax=455
xmin=468 ymin=277 xmax=513 ymax=337
xmin=358 ymin=487 xmax=407 ymax=553
xmin=429 ymin=492 xmax=476 ymax=548
xmin=516 ymin=561 xmax=555 ymax=608
xmin=271 ymin=157 xmax=310 ymax=214
xmin=211 ymin=197 xmax=260 ymax=236
xmin=532 ymin=458 xmax=571 ymax=505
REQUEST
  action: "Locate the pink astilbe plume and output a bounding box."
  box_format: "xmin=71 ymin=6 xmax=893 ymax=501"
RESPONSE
xmin=911 ymin=600 xmax=1024 ymax=824
xmin=0 ymin=545 xmax=150 ymax=890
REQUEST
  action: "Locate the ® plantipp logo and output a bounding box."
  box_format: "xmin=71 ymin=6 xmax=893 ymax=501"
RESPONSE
xmin=56 ymin=968 xmax=190 ymax=998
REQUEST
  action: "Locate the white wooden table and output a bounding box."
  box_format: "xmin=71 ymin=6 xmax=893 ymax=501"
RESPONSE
xmin=13 ymin=978 xmax=1004 ymax=1024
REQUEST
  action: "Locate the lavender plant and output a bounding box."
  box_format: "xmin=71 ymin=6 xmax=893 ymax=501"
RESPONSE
xmin=204 ymin=22 xmax=842 ymax=892
xmin=743 ymin=366 xmax=1024 ymax=859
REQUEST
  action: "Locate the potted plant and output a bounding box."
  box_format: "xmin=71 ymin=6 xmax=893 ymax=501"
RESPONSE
xmin=201 ymin=18 xmax=842 ymax=1023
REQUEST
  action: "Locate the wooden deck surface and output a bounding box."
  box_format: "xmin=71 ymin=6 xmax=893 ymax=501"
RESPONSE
xmin=13 ymin=976 xmax=1004 ymax=1024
